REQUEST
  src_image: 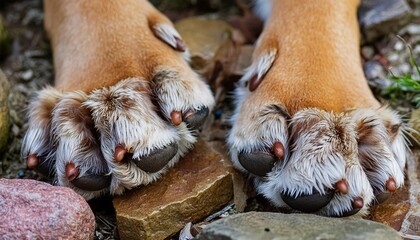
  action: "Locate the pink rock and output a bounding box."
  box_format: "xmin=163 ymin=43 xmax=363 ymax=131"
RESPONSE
xmin=0 ymin=179 xmax=95 ymax=239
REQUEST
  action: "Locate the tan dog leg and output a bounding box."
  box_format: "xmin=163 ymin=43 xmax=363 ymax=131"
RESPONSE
xmin=21 ymin=0 xmax=214 ymax=199
xmin=228 ymin=0 xmax=407 ymax=216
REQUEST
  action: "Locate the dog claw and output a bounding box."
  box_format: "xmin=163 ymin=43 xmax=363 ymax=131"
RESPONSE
xmin=281 ymin=189 xmax=334 ymax=213
xmin=26 ymin=154 xmax=39 ymax=169
xmin=114 ymin=146 xmax=127 ymax=162
xmin=352 ymin=197 xmax=364 ymax=209
xmin=184 ymin=107 xmax=209 ymax=130
xmin=71 ymin=173 xmax=111 ymax=191
xmin=65 ymin=162 xmax=79 ymax=181
xmin=175 ymin=37 xmax=186 ymax=52
xmin=238 ymin=151 xmax=277 ymax=177
xmin=132 ymin=142 xmax=178 ymax=173
xmin=272 ymin=142 xmax=284 ymax=159
xmin=249 ymin=75 xmax=262 ymax=92
xmin=373 ymin=178 xmax=396 ymax=204
xmin=386 ymin=178 xmax=396 ymax=192
xmin=171 ymin=111 xmax=182 ymax=126
xmin=335 ymin=179 xmax=348 ymax=194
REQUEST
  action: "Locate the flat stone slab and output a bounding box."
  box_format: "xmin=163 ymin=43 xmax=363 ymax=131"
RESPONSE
xmin=197 ymin=212 xmax=401 ymax=240
xmin=113 ymin=139 xmax=234 ymax=240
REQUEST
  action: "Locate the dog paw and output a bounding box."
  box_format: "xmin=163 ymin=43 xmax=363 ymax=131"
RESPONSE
xmin=22 ymin=9 xmax=214 ymax=199
xmin=85 ymin=74 xmax=214 ymax=195
xmin=245 ymin=107 xmax=406 ymax=217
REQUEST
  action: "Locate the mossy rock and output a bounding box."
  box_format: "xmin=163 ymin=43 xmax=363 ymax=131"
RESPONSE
xmin=0 ymin=16 xmax=11 ymax=59
xmin=0 ymin=69 xmax=10 ymax=151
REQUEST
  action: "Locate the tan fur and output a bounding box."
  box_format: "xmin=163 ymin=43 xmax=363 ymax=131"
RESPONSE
xmin=252 ymin=0 xmax=380 ymax=114
xmin=44 ymin=0 xmax=193 ymax=92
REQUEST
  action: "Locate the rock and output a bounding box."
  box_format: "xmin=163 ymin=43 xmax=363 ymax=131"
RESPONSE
xmin=363 ymin=60 xmax=392 ymax=91
xmin=197 ymin=212 xmax=401 ymax=240
xmin=113 ymin=139 xmax=234 ymax=240
xmin=0 ymin=69 xmax=9 ymax=150
xmin=397 ymin=150 xmax=420 ymax=237
xmin=175 ymin=17 xmax=244 ymax=81
xmin=0 ymin=179 xmax=95 ymax=240
xmin=364 ymin=60 xmax=386 ymax=80
xmin=361 ymin=45 xmax=375 ymax=59
xmin=399 ymin=24 xmax=420 ymax=35
xmin=359 ymin=0 xmax=412 ymax=42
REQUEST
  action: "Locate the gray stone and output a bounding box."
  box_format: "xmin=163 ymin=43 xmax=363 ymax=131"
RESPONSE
xmin=361 ymin=45 xmax=375 ymax=59
xmin=359 ymin=0 xmax=412 ymax=42
xmin=364 ymin=60 xmax=386 ymax=80
xmin=197 ymin=212 xmax=401 ymax=240
xmin=0 ymin=69 xmax=10 ymax=150
xmin=0 ymin=179 xmax=95 ymax=240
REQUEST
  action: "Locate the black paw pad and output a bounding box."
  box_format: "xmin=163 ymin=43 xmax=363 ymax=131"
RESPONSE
xmin=281 ymin=188 xmax=334 ymax=213
xmin=71 ymin=173 xmax=112 ymax=191
xmin=238 ymin=151 xmax=277 ymax=177
xmin=132 ymin=142 xmax=178 ymax=173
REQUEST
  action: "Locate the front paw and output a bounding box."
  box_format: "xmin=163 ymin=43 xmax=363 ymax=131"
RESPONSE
xmin=253 ymin=108 xmax=406 ymax=217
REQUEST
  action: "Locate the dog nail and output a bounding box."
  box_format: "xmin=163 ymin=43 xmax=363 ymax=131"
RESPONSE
xmin=114 ymin=146 xmax=127 ymax=162
xmin=335 ymin=179 xmax=348 ymax=194
xmin=184 ymin=110 xmax=195 ymax=119
xmin=175 ymin=37 xmax=186 ymax=52
xmin=249 ymin=75 xmax=262 ymax=92
xmin=26 ymin=154 xmax=39 ymax=169
xmin=171 ymin=111 xmax=182 ymax=126
xmin=65 ymin=162 xmax=79 ymax=181
xmin=386 ymin=178 xmax=396 ymax=192
xmin=272 ymin=142 xmax=284 ymax=159
xmin=352 ymin=197 xmax=364 ymax=209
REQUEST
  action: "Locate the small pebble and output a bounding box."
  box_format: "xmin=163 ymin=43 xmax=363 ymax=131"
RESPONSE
xmin=361 ymin=46 xmax=375 ymax=59
xmin=214 ymin=109 xmax=222 ymax=119
xmin=387 ymin=53 xmax=399 ymax=63
xmin=394 ymin=41 xmax=404 ymax=51
xmin=20 ymin=70 xmax=33 ymax=81
xmin=17 ymin=169 xmax=25 ymax=178
xmin=364 ymin=60 xmax=385 ymax=80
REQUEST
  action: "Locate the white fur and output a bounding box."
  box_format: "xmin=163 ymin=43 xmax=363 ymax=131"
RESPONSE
xmin=52 ymin=91 xmax=109 ymax=200
xmin=21 ymin=87 xmax=62 ymax=173
xmin=319 ymin=164 xmax=373 ymax=216
xmin=376 ymin=107 xmax=408 ymax=170
xmin=349 ymin=108 xmax=405 ymax=193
